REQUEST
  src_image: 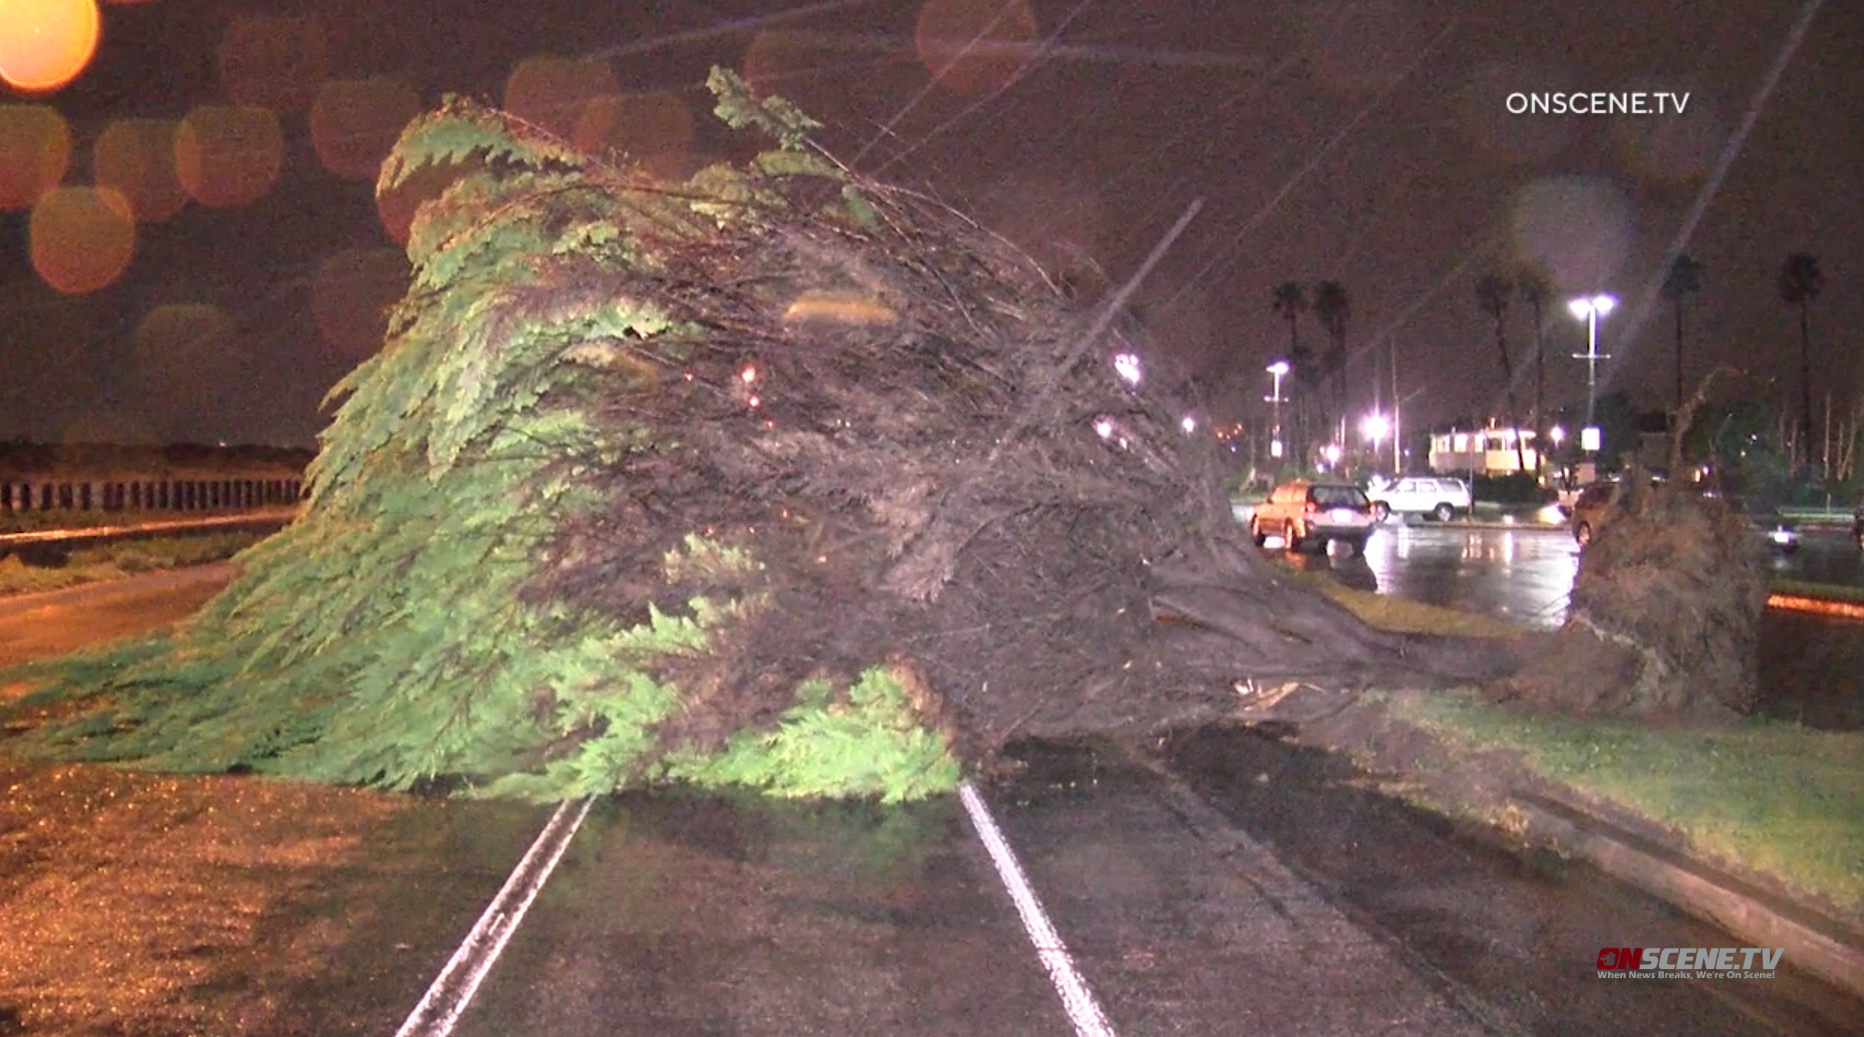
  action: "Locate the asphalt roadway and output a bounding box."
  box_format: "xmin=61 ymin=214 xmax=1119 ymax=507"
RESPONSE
xmin=3 ymin=563 xmax=1863 ymax=1036
xmin=428 ymin=734 xmax=1863 ymax=1037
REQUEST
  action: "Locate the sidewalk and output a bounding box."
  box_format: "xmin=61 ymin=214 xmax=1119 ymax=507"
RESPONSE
xmin=1287 ymin=695 xmax=1864 ymax=1002
xmin=1510 ymin=787 xmax=1864 ymax=999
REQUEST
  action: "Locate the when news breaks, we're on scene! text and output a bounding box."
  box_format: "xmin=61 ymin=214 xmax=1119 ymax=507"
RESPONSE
xmin=1596 ymin=947 xmax=1785 ymax=979
xmin=1506 ymin=91 xmax=1692 ymax=115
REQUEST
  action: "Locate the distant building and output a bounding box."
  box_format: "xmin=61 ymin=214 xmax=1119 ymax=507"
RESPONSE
xmin=1428 ymin=426 xmax=1541 ymax=475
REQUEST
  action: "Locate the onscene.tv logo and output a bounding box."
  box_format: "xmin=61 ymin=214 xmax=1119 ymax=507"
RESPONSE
xmin=1596 ymin=947 xmax=1784 ymax=978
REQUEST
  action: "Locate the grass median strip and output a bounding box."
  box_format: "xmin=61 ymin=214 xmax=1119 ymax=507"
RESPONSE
xmin=1388 ymin=690 xmax=1864 ymax=921
xmin=0 ymin=532 xmax=261 ymax=596
xmin=1278 ymin=565 xmax=1528 ymax=640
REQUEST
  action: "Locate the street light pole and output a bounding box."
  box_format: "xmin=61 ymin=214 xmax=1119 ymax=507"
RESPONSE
xmin=1266 ymin=360 xmax=1290 ymax=465
xmin=1389 ymin=335 xmax=1401 ymax=472
xmin=1567 ymin=294 xmax=1616 ymax=456
xmin=1361 ymin=412 xmax=1389 ymax=471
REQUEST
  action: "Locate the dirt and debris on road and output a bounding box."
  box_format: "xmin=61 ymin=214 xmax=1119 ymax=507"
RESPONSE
xmin=0 ymin=758 xmax=551 ymax=1037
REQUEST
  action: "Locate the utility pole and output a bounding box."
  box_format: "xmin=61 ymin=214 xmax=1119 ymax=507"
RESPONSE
xmin=1390 ymin=335 xmax=1401 ymax=472
xmin=1568 ymin=295 xmax=1615 ymax=458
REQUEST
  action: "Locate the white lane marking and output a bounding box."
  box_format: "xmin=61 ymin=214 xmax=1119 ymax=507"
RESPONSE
xmin=959 ymin=780 xmax=1119 ymax=1037
xmin=393 ymin=797 xmax=594 ymax=1037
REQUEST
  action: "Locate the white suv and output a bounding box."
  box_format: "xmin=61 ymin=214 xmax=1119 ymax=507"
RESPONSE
xmin=1365 ymin=475 xmax=1471 ymax=522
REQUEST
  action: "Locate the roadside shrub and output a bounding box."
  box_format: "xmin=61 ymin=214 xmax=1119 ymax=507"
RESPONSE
xmin=1473 ymin=472 xmax=1547 ymax=505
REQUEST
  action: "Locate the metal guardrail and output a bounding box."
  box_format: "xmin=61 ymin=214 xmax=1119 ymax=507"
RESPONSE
xmin=0 ymin=508 xmax=299 ymax=548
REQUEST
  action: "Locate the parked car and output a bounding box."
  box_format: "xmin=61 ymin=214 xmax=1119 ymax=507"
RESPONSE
xmin=1567 ymin=481 xmax=1617 ymax=547
xmin=1364 ymin=475 xmax=1471 ymax=522
xmin=1569 ymin=479 xmax=1799 ymax=554
xmin=1249 ymin=479 xmax=1377 ymax=555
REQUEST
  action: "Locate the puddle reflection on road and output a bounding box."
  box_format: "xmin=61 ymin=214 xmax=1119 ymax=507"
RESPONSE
xmin=1267 ymin=525 xmax=1864 ymax=730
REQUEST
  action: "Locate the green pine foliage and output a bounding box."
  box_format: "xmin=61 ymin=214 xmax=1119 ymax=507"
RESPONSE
xmin=706 ymin=67 xmax=822 ymax=150
xmin=662 ymin=668 xmax=963 ymax=804
xmin=1 ymin=74 xmax=960 ymax=803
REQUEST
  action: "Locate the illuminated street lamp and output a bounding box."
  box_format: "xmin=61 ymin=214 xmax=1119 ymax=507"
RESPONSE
xmin=1266 ymin=360 xmax=1290 ymax=460
xmin=1567 ymin=294 xmax=1615 ymax=452
xmin=1361 ymin=412 xmax=1389 ymax=468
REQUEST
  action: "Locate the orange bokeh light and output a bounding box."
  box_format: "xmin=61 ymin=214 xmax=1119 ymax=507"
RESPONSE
xmin=503 ymin=54 xmax=619 ymax=145
xmin=217 ymin=14 xmax=328 ymax=113
xmin=914 ymin=0 xmax=1037 ymax=97
xmin=92 ymin=117 xmax=188 ymax=222
xmin=0 ymin=103 xmax=70 ymax=210
xmin=175 ymin=104 xmax=283 ymax=208
xmin=311 ymin=76 xmax=421 ymax=181
xmin=574 ymin=91 xmax=693 ymax=180
xmin=0 ymin=0 xmax=100 ymax=93
xmin=29 ymin=185 xmax=136 ymax=295
xmin=375 ymin=156 xmax=472 ymax=247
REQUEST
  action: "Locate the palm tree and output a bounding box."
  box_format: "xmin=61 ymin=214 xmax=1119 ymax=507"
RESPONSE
xmin=1271 ymin=281 xmax=1313 ymax=460
xmin=1475 ymin=272 xmax=1528 ymax=475
xmin=1516 ymin=267 xmax=1552 ymax=475
xmin=1660 ymin=253 xmax=1705 ymax=412
xmin=1312 ymin=280 xmax=1351 ymax=424
xmin=1778 ymin=252 xmax=1823 ymax=475
xmin=1271 ymin=281 xmax=1308 ymax=366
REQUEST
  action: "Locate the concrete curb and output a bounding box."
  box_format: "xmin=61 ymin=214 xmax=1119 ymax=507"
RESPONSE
xmin=1509 ymin=787 xmax=1864 ymax=1000
xmin=0 ymin=507 xmax=298 ymax=546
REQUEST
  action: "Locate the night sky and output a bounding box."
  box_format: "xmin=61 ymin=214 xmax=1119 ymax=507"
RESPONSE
xmin=0 ymin=0 xmax=1856 ymax=448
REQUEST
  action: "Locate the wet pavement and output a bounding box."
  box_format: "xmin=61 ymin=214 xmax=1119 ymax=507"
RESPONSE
xmin=450 ymin=794 xmax=1079 ymax=1037
xmin=1359 ymin=524 xmax=1579 ymax=630
xmin=4 ymin=559 xmax=1863 ymax=1035
xmin=1337 ymin=521 xmax=1864 ymax=631
xmin=437 ymin=734 xmax=1864 ymax=1036
xmin=1291 ymin=523 xmax=1864 ymax=729
xmin=1148 ymin=727 xmax=1864 ymax=1036
xmin=449 ymin=765 xmax=1493 ymax=1036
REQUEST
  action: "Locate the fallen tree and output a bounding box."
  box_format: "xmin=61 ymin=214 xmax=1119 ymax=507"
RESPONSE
xmin=1 ymin=71 xmax=1523 ymax=800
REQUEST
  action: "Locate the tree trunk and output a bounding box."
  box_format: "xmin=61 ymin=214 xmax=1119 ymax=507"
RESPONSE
xmin=1672 ymin=300 xmax=1685 ymax=412
xmin=1799 ymin=302 xmax=1814 ymax=476
xmin=1494 ymin=322 xmax=1528 ymax=475
xmin=1531 ymin=304 xmax=1545 ymax=479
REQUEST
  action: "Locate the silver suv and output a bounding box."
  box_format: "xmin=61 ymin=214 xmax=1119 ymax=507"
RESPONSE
xmin=1249 ymin=479 xmax=1377 ymax=555
xmin=1364 ymin=475 xmax=1471 ymax=522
